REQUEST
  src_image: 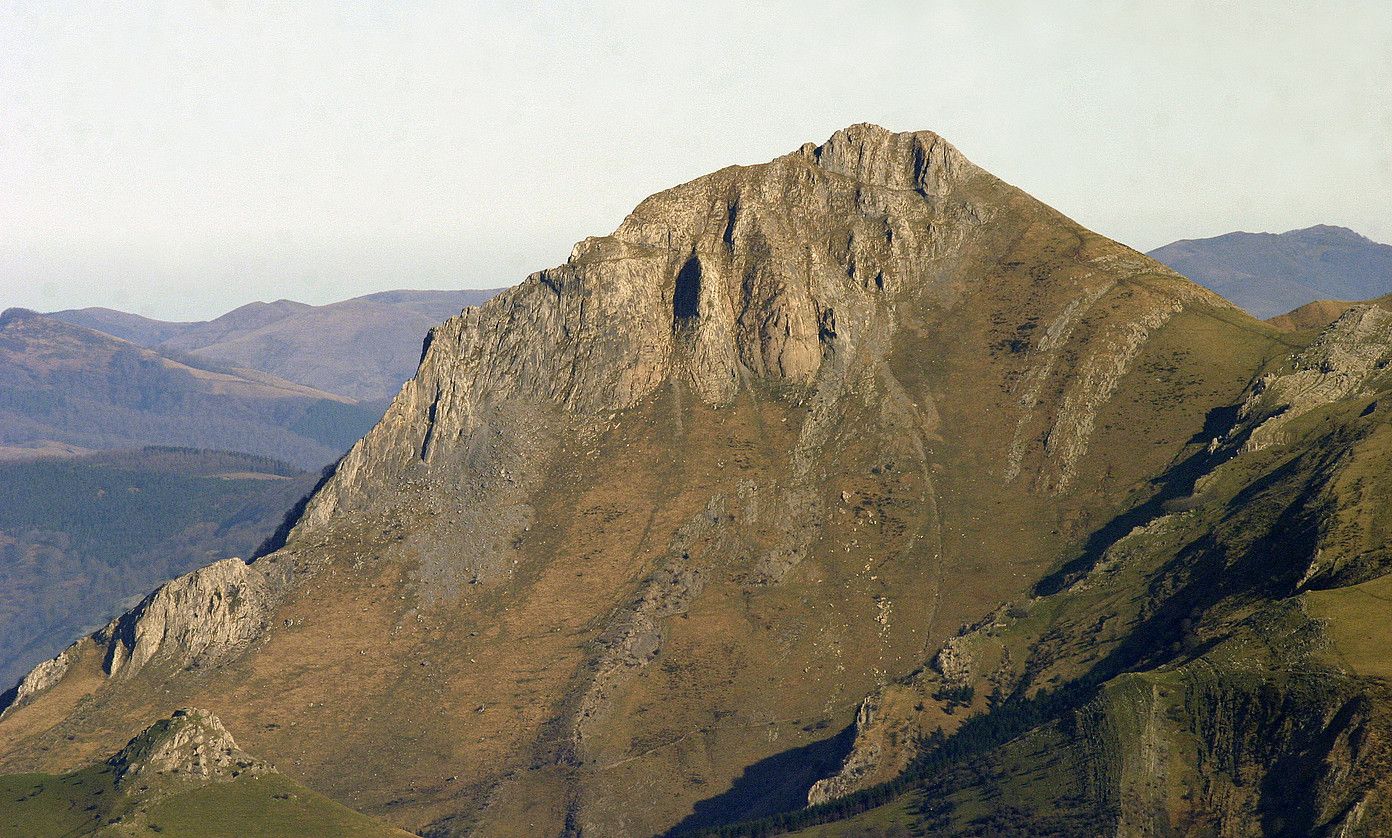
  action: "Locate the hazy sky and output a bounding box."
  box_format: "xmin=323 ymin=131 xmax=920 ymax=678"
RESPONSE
xmin=3 ymin=1 xmax=1389 ymax=320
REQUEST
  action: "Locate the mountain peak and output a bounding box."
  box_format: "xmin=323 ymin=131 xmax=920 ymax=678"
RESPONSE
xmin=1149 ymin=223 xmax=1392 ymax=318
xmin=0 ymin=126 xmax=1248 ymax=836
xmin=108 ymin=708 xmax=273 ymax=790
xmin=298 ymin=124 xmax=1027 ymax=528
xmin=800 ymin=123 xmax=975 ymax=194
xmin=0 ymin=307 xmax=42 ymax=327
xmin=1286 ymin=223 xmax=1378 ymax=244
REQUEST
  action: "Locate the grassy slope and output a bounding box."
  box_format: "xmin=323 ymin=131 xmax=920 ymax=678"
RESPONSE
xmin=1307 ymin=574 xmax=1392 ymax=679
xmin=754 ymin=318 xmax=1392 ymax=836
xmin=0 ymin=766 xmax=410 ymax=837
xmin=1266 ymin=298 xmax=1357 ymax=331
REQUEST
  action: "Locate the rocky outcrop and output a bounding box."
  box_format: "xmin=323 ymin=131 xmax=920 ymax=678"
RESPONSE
xmin=1239 ymin=305 xmax=1392 ymax=452
xmin=1004 ymin=283 xmax=1111 ymax=482
xmin=3 ymin=559 xmax=272 ymax=715
xmin=0 ymin=647 xmax=72 ymax=717
xmin=1041 ymin=280 xmax=1221 ymax=492
xmin=809 ymin=599 xmax=1040 ymax=809
xmin=297 ymin=124 xmax=992 ymax=532
xmin=807 ymin=697 xmax=882 ymax=805
xmin=1003 ymin=258 xmax=1230 ymax=491
xmin=109 ymin=707 xmax=274 ymax=790
xmin=100 ymin=557 xmax=273 ymax=679
xmin=932 ymin=636 xmax=975 ymax=689
xmin=1 ymin=558 xmax=274 ymax=716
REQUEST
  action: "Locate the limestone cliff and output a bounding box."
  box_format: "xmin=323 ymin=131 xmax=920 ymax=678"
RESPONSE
xmin=298 ymin=124 xmax=992 ymax=531
xmin=1239 ymin=305 xmax=1392 ymax=452
xmin=101 ymin=557 xmax=274 ymax=679
xmin=0 ymin=558 xmax=274 ymax=718
xmin=0 ymin=648 xmax=71 ymax=716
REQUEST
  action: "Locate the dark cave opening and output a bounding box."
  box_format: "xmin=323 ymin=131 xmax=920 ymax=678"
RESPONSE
xmin=673 ymin=256 xmax=701 ymax=325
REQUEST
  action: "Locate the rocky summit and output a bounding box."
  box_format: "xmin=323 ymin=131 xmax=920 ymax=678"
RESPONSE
xmin=107 ymin=708 xmax=274 ymax=790
xmin=4 ymin=124 xmax=1392 ymax=836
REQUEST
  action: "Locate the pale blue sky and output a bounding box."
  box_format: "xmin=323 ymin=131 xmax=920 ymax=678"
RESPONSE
xmin=3 ymin=1 xmax=1389 ymax=320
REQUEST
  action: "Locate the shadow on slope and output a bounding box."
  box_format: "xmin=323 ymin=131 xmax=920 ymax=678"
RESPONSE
xmin=679 ymin=404 xmax=1357 ymax=836
xmin=252 ymin=459 xmax=341 ymax=559
xmin=1032 ymin=402 xmax=1244 ymax=597
xmin=667 ymin=723 xmax=856 ymax=835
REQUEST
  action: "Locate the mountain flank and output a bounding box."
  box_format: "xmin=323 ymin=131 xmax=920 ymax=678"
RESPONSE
xmin=2 ymin=291 xmax=509 ymax=727
xmin=45 ymin=307 xmax=198 ymax=346
xmin=5 ymin=124 xmax=1390 ymax=836
xmin=1149 ymin=224 xmax=1392 ymax=319
xmin=743 ymin=299 xmax=1392 ymax=836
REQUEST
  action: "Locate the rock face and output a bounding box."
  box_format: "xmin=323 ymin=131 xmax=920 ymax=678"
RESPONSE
xmin=2 ymin=557 xmax=273 ymax=717
xmin=0 ymin=649 xmax=71 ymax=717
xmin=0 ymin=124 xmax=1279 ymax=837
xmin=1037 ymin=282 xmax=1218 ymax=492
xmin=1238 ymin=305 xmax=1392 ymax=452
xmin=300 ymin=125 xmax=991 ymax=529
xmin=806 ymin=697 xmax=881 ymax=806
xmin=931 ymin=635 xmax=976 ymax=688
xmin=109 ymin=707 xmax=274 ymax=790
xmin=100 ymin=558 xmax=274 ymax=679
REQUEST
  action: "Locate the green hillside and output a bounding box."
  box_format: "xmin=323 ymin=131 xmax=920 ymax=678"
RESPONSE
xmin=0 ymin=769 xmax=408 ymax=837
xmin=709 ymin=307 xmax=1392 ymax=836
xmin=0 ymin=709 xmax=411 ymax=838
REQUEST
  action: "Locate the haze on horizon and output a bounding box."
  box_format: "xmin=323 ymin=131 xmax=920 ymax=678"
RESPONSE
xmin=2 ymin=1 xmax=1388 ymax=321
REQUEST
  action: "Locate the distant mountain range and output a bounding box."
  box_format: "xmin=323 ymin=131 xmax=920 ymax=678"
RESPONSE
xmin=2 ymin=288 xmax=504 ymax=469
xmin=1148 ymin=225 xmax=1392 ymax=319
xmin=52 ymin=288 xmax=503 ymax=402
xmin=0 ymin=308 xmax=379 ymax=469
